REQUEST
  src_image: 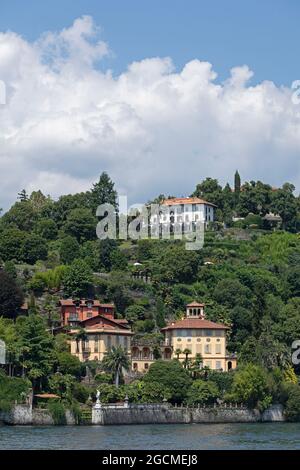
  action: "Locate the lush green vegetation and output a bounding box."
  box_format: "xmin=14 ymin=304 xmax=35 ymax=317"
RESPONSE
xmin=0 ymin=172 xmax=300 ymax=419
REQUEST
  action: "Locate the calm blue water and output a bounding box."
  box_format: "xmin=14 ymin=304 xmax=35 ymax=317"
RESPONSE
xmin=0 ymin=423 xmax=300 ymax=449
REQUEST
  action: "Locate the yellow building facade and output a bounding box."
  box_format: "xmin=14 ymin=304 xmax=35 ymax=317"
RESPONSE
xmin=131 ymin=302 xmax=237 ymax=373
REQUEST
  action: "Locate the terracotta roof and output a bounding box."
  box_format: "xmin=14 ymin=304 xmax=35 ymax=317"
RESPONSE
xmin=186 ymin=301 xmax=205 ymax=307
xmin=162 ymin=197 xmax=217 ymax=207
xmin=162 ymin=318 xmax=229 ymax=331
xmin=34 ymin=394 xmax=60 ymax=399
xmin=100 ymin=304 xmax=115 ymax=308
xmin=59 ymin=299 xmax=103 ymax=307
xmin=79 ymin=314 xmax=130 ymax=330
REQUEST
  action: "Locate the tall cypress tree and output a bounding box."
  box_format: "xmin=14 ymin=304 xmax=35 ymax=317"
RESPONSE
xmin=234 ymin=170 xmax=241 ymax=206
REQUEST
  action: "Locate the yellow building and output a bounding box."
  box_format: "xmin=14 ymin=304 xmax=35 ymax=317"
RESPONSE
xmin=69 ymin=313 xmax=133 ymax=362
xmin=162 ymin=302 xmax=237 ymax=371
xmin=131 ymin=342 xmax=172 ymax=373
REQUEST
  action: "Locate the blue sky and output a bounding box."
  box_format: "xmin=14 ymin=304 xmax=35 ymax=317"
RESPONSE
xmin=0 ymin=1 xmax=300 ymax=209
xmin=1 ymin=0 xmax=299 ymax=85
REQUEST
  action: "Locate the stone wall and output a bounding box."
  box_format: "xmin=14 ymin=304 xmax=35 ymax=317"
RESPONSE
xmin=92 ymin=404 xmax=271 ymax=425
xmin=1 ymin=402 xmax=285 ymax=426
xmin=0 ymin=405 xmax=76 ymax=425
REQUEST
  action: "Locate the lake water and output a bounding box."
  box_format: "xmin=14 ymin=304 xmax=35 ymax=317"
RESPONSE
xmin=1 ymin=423 xmax=300 ymax=450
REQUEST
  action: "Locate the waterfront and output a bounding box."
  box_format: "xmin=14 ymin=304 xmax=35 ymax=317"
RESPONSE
xmin=0 ymin=423 xmax=300 ymax=450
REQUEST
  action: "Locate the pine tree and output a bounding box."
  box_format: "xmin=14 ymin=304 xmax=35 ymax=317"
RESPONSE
xmin=88 ymin=172 xmax=118 ymax=214
xmin=17 ymin=189 xmax=28 ymax=202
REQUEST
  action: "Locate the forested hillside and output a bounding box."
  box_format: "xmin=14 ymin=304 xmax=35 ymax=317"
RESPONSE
xmin=0 ymin=172 xmax=300 ymax=361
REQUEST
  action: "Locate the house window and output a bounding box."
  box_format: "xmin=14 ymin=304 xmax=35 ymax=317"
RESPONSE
xmin=204 ymin=344 xmax=211 ymax=354
xmin=144 ymin=363 xmax=149 ymax=370
xmin=187 ymin=338 xmax=191 ymax=342
xmin=216 ymin=344 xmax=221 ymax=354
xmin=177 ymin=338 xmax=182 ymax=342
xmin=204 ymin=330 xmax=213 ymax=337
xmin=196 ymin=338 xmax=201 ymax=342
xmin=87 ymin=312 xmax=92 ymax=318
xmin=94 ymin=338 xmax=99 ymax=353
xmin=216 ymin=361 xmax=222 ymax=370
xmin=133 ymin=363 xmax=138 ymax=370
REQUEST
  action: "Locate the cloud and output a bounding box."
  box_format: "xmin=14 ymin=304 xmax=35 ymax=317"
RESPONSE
xmin=0 ymin=16 xmax=300 ymax=211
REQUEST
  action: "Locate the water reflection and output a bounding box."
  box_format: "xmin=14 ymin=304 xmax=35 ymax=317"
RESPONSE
xmin=0 ymin=423 xmax=300 ymax=450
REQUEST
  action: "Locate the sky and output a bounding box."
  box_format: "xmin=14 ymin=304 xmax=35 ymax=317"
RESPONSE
xmin=0 ymin=0 xmax=300 ymax=210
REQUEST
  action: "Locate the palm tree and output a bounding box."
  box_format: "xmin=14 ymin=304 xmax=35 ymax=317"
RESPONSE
xmin=183 ymin=348 xmax=192 ymax=369
xmin=190 ymin=353 xmax=203 ymax=378
xmin=175 ymin=348 xmax=182 ymax=360
xmin=101 ymin=345 xmax=130 ymax=387
xmin=74 ymin=328 xmax=88 ymax=353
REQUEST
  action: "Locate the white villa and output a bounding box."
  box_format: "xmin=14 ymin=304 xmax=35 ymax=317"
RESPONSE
xmin=150 ymin=197 xmax=216 ymax=234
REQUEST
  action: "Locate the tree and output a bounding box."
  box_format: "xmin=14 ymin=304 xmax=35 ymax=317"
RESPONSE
xmin=2 ymin=201 xmax=36 ymax=231
xmin=59 ymin=236 xmax=80 ymax=265
xmin=110 ymin=249 xmax=128 ymax=271
xmin=143 ymin=360 xmax=192 ymax=403
xmin=175 ymin=348 xmax=182 ymax=360
xmin=213 ymin=279 xmax=254 ymax=309
xmin=56 ymin=352 xmax=83 ymax=378
xmin=183 ymin=348 xmax=192 ymax=369
xmin=21 ymin=234 xmax=48 ymax=264
xmin=74 ymin=328 xmax=88 ymax=354
xmin=16 ymin=315 xmax=56 ymax=390
xmin=62 ymin=259 xmax=93 ymax=297
xmin=0 ymin=271 xmax=24 ymax=319
xmin=17 ymin=189 xmax=29 ymax=202
xmin=186 ymin=379 xmax=219 ymax=405
xmin=234 ymin=170 xmax=241 ymax=202
xmin=101 ymin=345 xmax=130 ymax=387
xmin=88 ymin=172 xmax=118 ymax=214
xmin=270 ymin=184 xmax=298 ymax=231
xmin=139 ymin=381 xmax=171 ymax=403
xmin=192 ymin=178 xmax=223 ymax=208
xmin=227 ymin=364 xmax=271 ymax=408
xmin=0 ymin=228 xmax=26 ymax=261
xmin=98 ymin=239 xmax=118 ymax=271
xmin=35 ymin=218 xmax=58 ymax=240
xmin=285 ymin=385 xmax=300 ymax=422
xmin=63 ymin=208 xmax=96 ymax=242
xmin=3 ymin=261 xmax=17 ymax=279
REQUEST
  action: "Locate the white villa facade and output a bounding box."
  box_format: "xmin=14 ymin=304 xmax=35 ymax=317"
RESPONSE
xmin=150 ymin=197 xmax=216 ymax=234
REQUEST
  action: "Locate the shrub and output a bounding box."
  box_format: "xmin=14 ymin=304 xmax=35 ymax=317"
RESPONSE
xmin=285 ymin=385 xmax=300 ymax=422
xmin=72 ymin=383 xmax=90 ymax=404
xmin=48 ymin=400 xmax=67 ymax=425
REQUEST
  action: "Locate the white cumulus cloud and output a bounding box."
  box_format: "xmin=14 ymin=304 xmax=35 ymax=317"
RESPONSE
xmin=0 ymin=15 xmax=300 ymax=211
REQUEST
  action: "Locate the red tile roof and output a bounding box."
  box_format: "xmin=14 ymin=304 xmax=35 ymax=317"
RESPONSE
xmin=59 ymin=299 xmax=114 ymax=308
xmin=162 ymin=197 xmax=217 ymax=207
xmin=186 ymin=301 xmax=205 ymax=307
xmin=79 ymin=315 xmax=130 ymax=330
xmin=162 ymin=318 xmax=229 ymax=331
